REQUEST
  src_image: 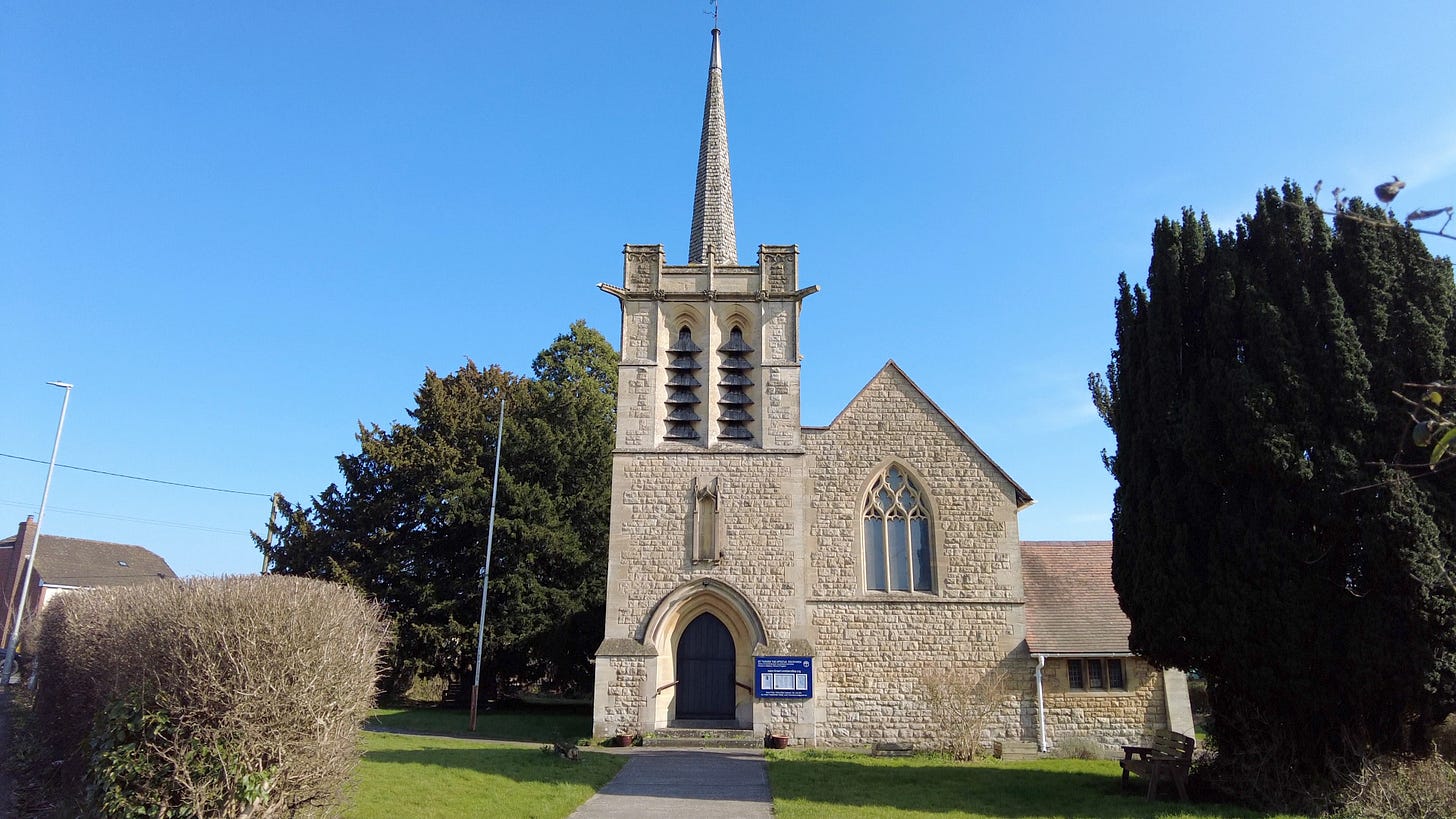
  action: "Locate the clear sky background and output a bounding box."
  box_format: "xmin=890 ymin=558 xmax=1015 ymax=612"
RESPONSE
xmin=5 ymin=1 xmax=1456 ymax=578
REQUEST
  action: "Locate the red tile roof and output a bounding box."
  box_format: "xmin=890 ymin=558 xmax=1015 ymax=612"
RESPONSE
xmin=1021 ymin=541 xmax=1131 ymax=655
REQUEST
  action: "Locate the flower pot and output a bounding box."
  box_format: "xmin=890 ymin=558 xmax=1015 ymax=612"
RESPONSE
xmin=766 ymin=734 xmax=789 ymax=749
xmin=615 ymin=732 xmax=636 ymax=747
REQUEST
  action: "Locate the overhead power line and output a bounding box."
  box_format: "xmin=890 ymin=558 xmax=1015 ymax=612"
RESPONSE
xmin=0 ymin=499 xmax=250 ymax=536
xmin=0 ymin=452 xmax=272 ymax=498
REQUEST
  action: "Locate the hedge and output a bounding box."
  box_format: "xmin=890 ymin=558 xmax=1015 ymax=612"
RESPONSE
xmin=30 ymin=574 xmax=389 ymax=817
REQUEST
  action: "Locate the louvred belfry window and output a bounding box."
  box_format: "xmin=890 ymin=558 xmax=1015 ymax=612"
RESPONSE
xmin=863 ymin=466 xmax=933 ymax=592
xmin=665 ymin=326 xmax=703 ymax=441
xmin=717 ymin=326 xmax=754 ymax=440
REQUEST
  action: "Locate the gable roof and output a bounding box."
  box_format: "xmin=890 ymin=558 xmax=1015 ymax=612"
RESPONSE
xmin=0 ymin=533 xmax=177 ymax=589
xmin=809 ymin=360 xmax=1033 ymax=508
xmin=1021 ymin=541 xmax=1131 ymax=655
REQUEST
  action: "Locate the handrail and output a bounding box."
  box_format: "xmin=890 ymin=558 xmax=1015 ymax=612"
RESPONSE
xmin=657 ymin=678 xmax=752 ymax=694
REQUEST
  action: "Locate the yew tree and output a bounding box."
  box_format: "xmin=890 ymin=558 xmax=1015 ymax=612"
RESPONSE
xmin=1093 ymin=183 xmax=1456 ymax=805
xmin=262 ymin=320 xmax=617 ymax=695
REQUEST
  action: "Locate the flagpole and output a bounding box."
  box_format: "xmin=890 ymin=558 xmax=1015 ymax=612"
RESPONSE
xmin=470 ymin=398 xmax=506 ymax=731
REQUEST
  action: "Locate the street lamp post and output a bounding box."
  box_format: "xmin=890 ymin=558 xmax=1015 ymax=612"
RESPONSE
xmin=2 ymin=381 xmax=74 ymax=684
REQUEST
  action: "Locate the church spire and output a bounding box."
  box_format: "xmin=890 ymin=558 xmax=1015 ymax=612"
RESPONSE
xmin=688 ymin=28 xmax=737 ymax=265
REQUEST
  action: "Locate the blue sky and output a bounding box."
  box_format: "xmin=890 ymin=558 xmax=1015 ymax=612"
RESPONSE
xmin=5 ymin=2 xmax=1456 ymax=578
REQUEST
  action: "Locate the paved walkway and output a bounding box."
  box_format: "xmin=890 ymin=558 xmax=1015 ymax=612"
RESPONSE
xmin=568 ymin=747 xmax=773 ymax=818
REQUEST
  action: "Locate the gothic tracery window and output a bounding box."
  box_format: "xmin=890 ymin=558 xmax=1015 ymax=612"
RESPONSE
xmin=863 ymin=465 xmax=933 ymax=592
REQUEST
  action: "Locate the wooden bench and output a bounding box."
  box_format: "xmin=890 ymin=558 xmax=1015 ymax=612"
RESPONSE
xmin=1120 ymin=730 xmax=1194 ymax=801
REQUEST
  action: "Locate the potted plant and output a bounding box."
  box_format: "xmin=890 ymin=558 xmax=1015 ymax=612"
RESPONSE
xmin=765 ymin=731 xmax=790 ymax=749
xmin=615 ymin=728 xmax=637 ymax=747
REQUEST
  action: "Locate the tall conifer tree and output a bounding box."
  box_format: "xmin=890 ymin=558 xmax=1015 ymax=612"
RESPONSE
xmin=262 ymin=321 xmax=617 ymax=695
xmin=1095 ymin=183 xmax=1456 ymax=805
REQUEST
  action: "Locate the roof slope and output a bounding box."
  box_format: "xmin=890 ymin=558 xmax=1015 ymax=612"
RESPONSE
xmin=28 ymin=535 xmax=177 ymax=588
xmin=810 ymin=361 xmax=1033 ymax=508
xmin=1021 ymin=541 xmax=1131 ymax=654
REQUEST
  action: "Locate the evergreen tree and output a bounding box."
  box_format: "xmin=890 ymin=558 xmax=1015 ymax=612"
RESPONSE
xmin=1093 ymin=184 xmax=1456 ymax=807
xmin=261 ymin=321 xmax=617 ymax=695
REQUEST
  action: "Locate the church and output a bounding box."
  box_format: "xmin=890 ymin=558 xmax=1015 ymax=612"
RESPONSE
xmin=591 ymin=28 xmax=1192 ymax=753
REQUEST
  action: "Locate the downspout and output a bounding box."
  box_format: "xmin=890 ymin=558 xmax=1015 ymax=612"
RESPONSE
xmin=1034 ymin=654 xmax=1048 ymax=752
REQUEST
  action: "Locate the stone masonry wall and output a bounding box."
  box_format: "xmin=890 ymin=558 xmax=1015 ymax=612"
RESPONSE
xmin=804 ymin=366 xmax=1023 ymax=603
xmin=799 ymin=364 xmax=1032 ymax=747
xmin=596 ymin=656 xmax=649 ymax=736
xmin=805 ymin=602 xmax=1039 ymax=747
xmin=1039 ymin=657 xmax=1170 ymax=753
xmin=608 ymin=451 xmax=805 ymax=646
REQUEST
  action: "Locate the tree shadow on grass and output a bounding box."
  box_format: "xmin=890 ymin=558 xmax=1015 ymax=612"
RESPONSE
xmin=366 ymin=707 xmax=590 ymax=743
xmin=768 ymin=756 xmax=1277 ymax=818
xmin=362 ymin=744 xmax=621 ymax=788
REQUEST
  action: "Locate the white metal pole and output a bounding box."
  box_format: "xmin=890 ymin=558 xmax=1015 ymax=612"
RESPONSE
xmin=470 ymin=398 xmax=506 ymax=730
xmin=1034 ymin=654 xmax=1048 ymax=752
xmin=3 ymin=381 xmax=73 ymax=684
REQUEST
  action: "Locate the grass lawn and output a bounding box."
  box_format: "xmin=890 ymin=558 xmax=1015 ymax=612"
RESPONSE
xmin=346 ymin=731 xmax=625 ymax=819
xmin=367 ymin=705 xmax=591 ymax=743
xmin=767 ymin=750 xmax=1309 ymax=819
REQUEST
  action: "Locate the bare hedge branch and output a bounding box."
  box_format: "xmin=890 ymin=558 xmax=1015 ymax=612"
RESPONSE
xmin=918 ymin=665 xmax=1012 ymax=761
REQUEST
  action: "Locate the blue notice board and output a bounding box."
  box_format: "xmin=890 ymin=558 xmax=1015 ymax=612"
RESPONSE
xmin=755 ymin=656 xmax=813 ymax=699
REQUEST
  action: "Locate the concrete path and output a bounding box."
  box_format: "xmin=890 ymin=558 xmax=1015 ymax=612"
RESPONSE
xmin=568 ymin=748 xmax=773 ymax=818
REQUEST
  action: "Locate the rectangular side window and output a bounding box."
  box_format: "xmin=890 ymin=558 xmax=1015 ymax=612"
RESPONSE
xmin=1108 ymin=659 xmax=1126 ymax=690
xmin=1067 ymin=659 xmax=1084 ymax=690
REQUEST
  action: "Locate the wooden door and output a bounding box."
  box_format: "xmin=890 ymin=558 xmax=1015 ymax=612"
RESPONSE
xmin=676 ymin=612 xmax=735 ymax=720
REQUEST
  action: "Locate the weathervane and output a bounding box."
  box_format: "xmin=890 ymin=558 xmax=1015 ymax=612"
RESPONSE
xmin=705 ymin=0 xmax=719 ymax=27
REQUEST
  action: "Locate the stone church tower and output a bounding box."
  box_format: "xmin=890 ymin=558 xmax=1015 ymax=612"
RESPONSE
xmin=593 ymin=28 xmax=818 ymax=737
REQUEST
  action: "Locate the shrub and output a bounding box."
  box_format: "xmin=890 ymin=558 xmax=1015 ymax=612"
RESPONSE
xmin=402 ymin=673 xmax=448 ymax=704
xmin=918 ymin=665 xmax=1011 ymax=761
xmin=30 ymin=575 xmax=389 ymax=817
xmin=1334 ymin=753 xmax=1456 ymax=819
xmin=1433 ymin=716 xmax=1456 ymax=761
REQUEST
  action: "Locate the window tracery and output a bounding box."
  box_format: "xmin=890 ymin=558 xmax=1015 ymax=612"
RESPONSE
xmin=863 ymin=465 xmax=933 ymax=592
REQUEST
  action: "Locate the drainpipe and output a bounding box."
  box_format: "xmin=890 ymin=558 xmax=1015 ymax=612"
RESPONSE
xmin=1034 ymin=654 xmax=1048 ymax=752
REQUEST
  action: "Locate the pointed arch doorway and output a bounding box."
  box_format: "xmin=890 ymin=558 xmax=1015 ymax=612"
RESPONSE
xmin=675 ymin=612 xmax=736 ymax=721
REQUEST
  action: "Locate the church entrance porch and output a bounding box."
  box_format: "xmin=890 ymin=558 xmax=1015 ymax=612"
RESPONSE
xmin=635 ymin=578 xmax=767 ymax=731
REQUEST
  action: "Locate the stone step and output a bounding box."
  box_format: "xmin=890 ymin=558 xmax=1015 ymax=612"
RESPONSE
xmin=642 ymin=735 xmax=763 ymax=749
xmin=641 ymin=727 xmax=762 ymax=748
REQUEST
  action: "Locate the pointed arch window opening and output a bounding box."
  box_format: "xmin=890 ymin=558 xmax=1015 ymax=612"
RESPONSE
xmin=863 ymin=466 xmax=933 ymax=592
xmin=665 ymin=326 xmax=704 ymax=441
xmin=717 ymin=325 xmax=755 ymax=441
